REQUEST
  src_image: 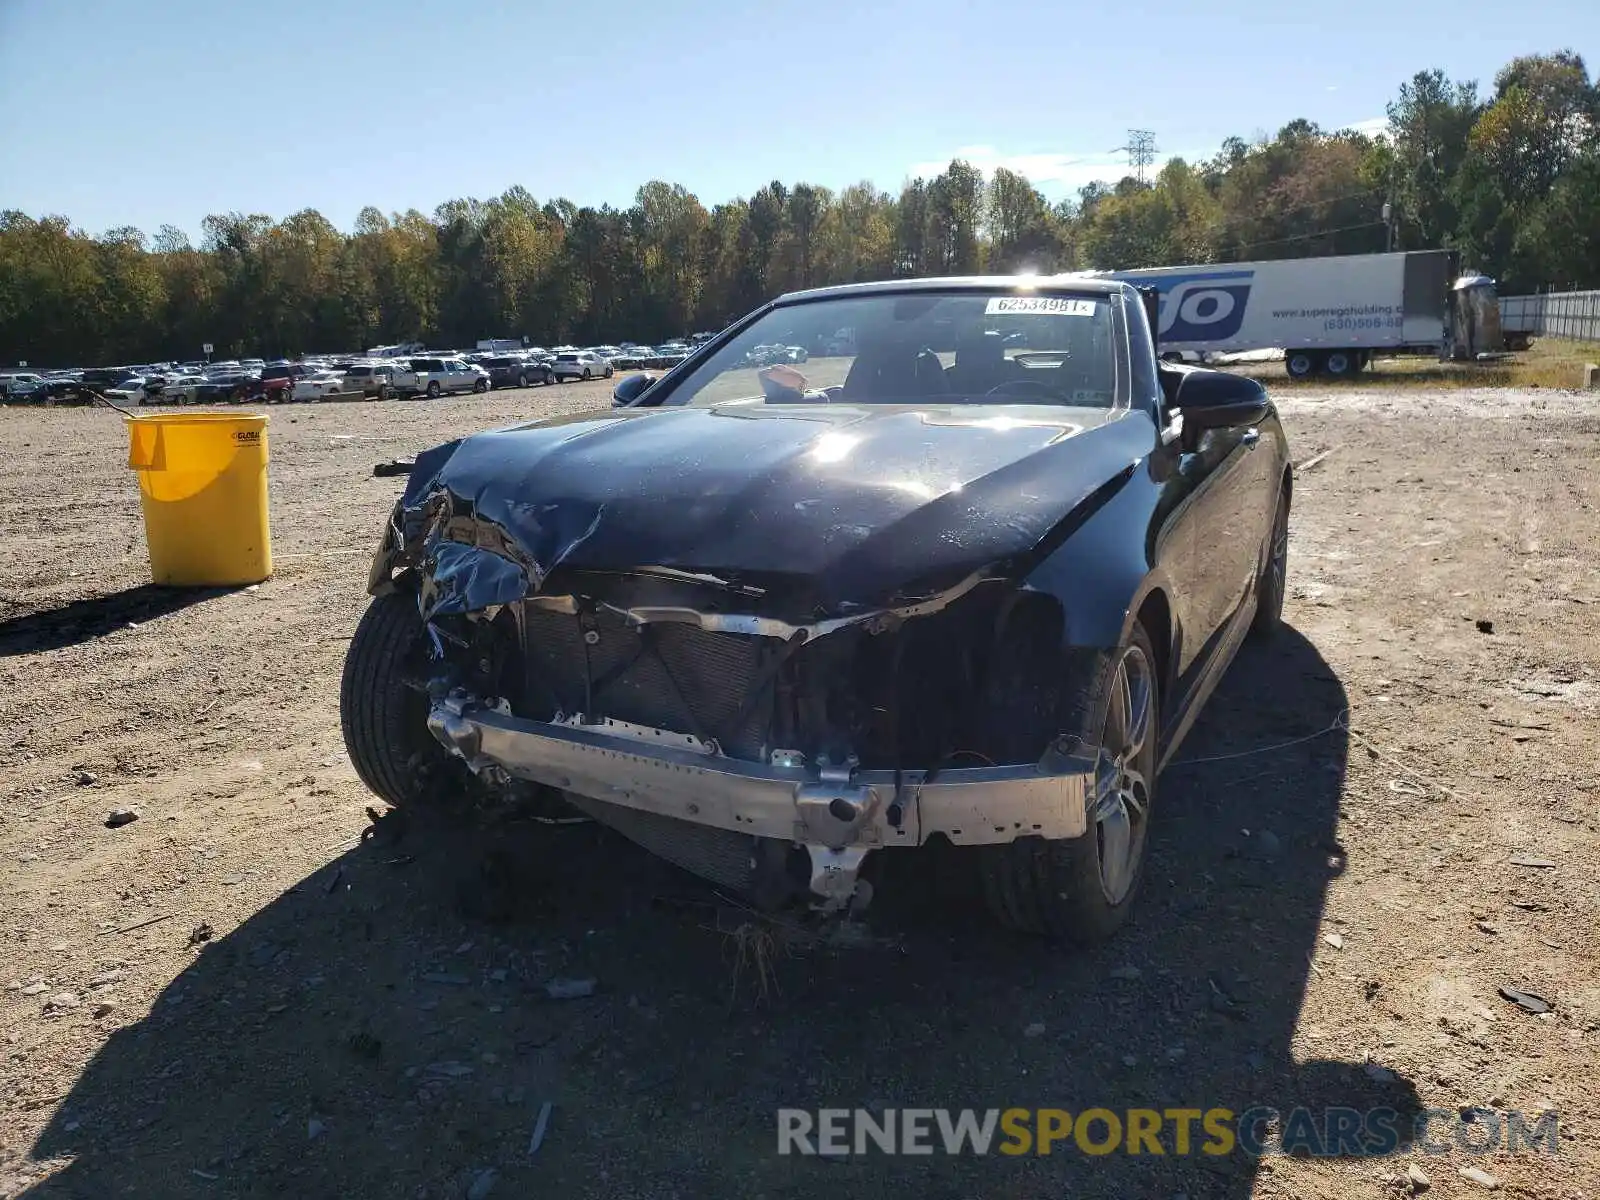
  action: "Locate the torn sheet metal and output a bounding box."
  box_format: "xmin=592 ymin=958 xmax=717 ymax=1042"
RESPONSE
xmin=376 ymin=403 xmax=1153 ymax=622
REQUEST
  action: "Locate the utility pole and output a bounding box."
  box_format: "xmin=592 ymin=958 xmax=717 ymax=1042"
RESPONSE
xmin=1111 ymin=130 xmax=1158 ymax=185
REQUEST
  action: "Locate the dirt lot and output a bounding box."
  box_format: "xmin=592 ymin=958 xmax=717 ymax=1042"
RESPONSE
xmin=2 ymin=380 xmax=1597 ymax=1199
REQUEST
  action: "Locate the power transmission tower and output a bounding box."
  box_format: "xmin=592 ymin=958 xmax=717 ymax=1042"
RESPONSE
xmin=1111 ymin=130 xmax=1158 ymax=184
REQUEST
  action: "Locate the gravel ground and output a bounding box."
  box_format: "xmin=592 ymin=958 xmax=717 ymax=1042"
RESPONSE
xmin=1 ymin=381 xmax=1596 ymax=1199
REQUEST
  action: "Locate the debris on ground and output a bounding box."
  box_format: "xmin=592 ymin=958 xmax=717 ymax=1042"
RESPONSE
xmin=1475 ymin=618 xmax=1495 ymax=634
xmin=188 ymin=923 xmax=215 ymax=946
xmin=104 ymin=807 xmax=139 ymax=828
xmin=1508 ymin=855 xmax=1556 ymax=869
xmin=527 ymin=1101 xmax=553 ymax=1156
xmin=1457 ymin=1165 xmax=1500 ymax=1189
xmin=75 ymin=770 xmax=98 ymax=786
xmin=1406 ymin=1163 xmax=1431 ymax=1192
xmin=543 ymin=977 xmax=597 ymax=1001
xmin=373 ymin=458 xmax=416 ymax=478
xmin=1498 ymin=985 xmax=1551 ymax=1014
xmin=1323 ymin=932 xmax=1344 ymax=950
xmin=1023 ymin=1022 xmax=1046 ymax=1038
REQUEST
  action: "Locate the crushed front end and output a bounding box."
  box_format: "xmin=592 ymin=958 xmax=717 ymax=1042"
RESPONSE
xmin=369 ymin=421 xmax=1122 ymax=913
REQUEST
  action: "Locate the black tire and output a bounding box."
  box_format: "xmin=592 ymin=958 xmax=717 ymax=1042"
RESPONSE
xmin=582 ymin=367 xmax=592 ymax=380
xmin=1323 ymin=350 xmax=1354 ymax=378
xmin=604 ymin=365 xmax=614 ymax=378
xmin=377 ymin=384 xmax=390 ymax=401
xmin=517 ymin=372 xmax=527 ymax=388
xmin=427 ymin=380 xmax=441 ymax=399
xmin=978 ymin=623 xmax=1160 ymax=945
xmin=1284 ymin=350 xmax=1320 ymax=379
xmin=340 ymin=591 xmax=460 ymax=811
xmin=474 ymin=378 xmax=488 ymax=393
xmin=1251 ymin=485 xmax=1290 ymax=638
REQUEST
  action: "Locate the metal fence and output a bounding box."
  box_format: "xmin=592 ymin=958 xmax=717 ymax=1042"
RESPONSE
xmin=1500 ymin=290 xmax=1600 ymax=343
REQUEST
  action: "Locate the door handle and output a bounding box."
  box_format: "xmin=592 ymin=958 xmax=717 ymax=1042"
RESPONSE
xmin=1241 ymin=427 xmax=1260 ymax=450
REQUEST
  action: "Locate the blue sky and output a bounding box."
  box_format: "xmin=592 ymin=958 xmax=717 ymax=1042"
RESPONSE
xmin=1 ymin=0 xmax=1593 ymax=240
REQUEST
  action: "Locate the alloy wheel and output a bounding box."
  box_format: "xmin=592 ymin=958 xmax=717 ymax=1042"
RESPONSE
xmin=1090 ymin=644 xmax=1154 ymax=905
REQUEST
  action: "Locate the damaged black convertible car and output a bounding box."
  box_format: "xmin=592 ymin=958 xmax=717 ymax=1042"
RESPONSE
xmin=340 ymin=277 xmax=1292 ymax=944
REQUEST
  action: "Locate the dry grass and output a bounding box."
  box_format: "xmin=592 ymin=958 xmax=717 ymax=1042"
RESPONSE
xmin=1238 ymin=337 xmax=1598 ymax=390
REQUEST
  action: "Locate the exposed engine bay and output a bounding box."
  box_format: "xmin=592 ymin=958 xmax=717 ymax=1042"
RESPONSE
xmin=414 ymin=563 xmax=1097 ymax=911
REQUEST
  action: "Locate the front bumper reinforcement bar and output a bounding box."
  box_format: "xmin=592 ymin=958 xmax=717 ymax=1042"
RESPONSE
xmin=427 ymin=692 xmax=1096 ymax=909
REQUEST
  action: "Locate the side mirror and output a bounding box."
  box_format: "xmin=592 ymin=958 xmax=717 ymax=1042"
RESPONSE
xmin=612 ymin=372 xmax=658 ymax=408
xmin=1160 ymin=364 xmax=1270 ymax=443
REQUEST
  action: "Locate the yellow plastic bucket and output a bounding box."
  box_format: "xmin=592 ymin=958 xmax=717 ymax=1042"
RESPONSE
xmin=126 ymin=411 xmax=272 ymax=586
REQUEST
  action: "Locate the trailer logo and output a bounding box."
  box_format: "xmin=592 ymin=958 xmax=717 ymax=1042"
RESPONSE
xmin=1141 ymin=271 xmax=1254 ymax=342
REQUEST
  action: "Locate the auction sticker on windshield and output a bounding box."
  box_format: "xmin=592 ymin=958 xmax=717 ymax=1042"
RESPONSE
xmin=984 ymin=297 xmax=1098 ymax=317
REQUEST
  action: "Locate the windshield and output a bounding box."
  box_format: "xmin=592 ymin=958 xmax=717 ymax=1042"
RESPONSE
xmin=663 ymin=290 xmax=1120 ymax=409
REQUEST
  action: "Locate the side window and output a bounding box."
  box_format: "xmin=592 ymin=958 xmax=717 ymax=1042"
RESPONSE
xmin=1121 ymin=288 xmax=1163 ymax=418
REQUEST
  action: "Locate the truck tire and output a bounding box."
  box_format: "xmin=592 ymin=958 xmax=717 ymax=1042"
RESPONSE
xmin=1323 ymin=350 xmax=1355 ymax=378
xmin=340 ymin=591 xmax=463 ymax=813
xmin=978 ymin=623 xmax=1159 ymax=945
xmin=1285 ymin=350 xmax=1319 ymax=379
xmin=427 ymin=380 xmax=441 ymax=398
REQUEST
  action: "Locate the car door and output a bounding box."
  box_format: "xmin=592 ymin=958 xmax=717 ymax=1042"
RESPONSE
xmin=1176 ymin=419 xmax=1269 ymax=654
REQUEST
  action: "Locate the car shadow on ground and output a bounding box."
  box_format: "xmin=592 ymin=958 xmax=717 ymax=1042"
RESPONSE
xmin=25 ymin=625 xmax=1419 ymax=1198
xmin=0 ymin=585 xmax=241 ymax=657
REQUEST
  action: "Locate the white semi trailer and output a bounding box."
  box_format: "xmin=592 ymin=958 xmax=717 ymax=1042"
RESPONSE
xmin=1103 ymin=249 xmax=1503 ymax=378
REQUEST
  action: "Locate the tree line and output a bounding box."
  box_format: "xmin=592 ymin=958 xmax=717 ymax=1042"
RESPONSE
xmin=1 ymin=52 xmax=1595 ymax=368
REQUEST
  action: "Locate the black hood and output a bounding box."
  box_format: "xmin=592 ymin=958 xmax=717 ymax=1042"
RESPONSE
xmin=395 ymin=402 xmax=1154 ymax=617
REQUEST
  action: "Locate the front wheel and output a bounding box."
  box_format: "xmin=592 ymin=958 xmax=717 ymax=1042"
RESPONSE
xmin=604 ymin=365 xmax=614 ymax=378
xmin=340 ymin=592 xmax=466 ymax=812
xmin=979 ymin=625 xmax=1159 ymax=944
xmin=1251 ymin=486 xmax=1290 ymax=638
xmin=582 ymin=367 xmax=592 ymax=380
xmin=473 ymin=378 xmax=488 ymax=393
xmin=426 ymin=380 xmax=441 ymax=399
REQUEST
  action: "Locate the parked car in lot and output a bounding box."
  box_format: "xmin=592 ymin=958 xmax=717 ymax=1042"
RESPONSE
xmin=102 ymin=376 xmax=151 ymax=407
xmin=253 ymin=363 xmax=303 ymax=403
xmin=550 ymin=350 xmax=613 ymax=381
xmin=291 ymin=371 xmax=348 ymax=402
xmin=483 ymin=356 xmax=553 ymax=389
xmin=156 ymin=377 xmax=206 ymax=405
xmin=343 ymin=362 xmax=397 ymax=399
xmin=340 ymin=275 xmax=1293 ymax=942
xmin=197 ymin=377 xmax=253 ymax=404
xmin=395 ymin=357 xmax=490 ymax=398
xmin=744 ymin=343 xmax=809 ymax=367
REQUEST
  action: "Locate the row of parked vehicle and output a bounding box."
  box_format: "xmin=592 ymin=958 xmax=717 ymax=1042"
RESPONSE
xmin=0 ymin=336 xmax=720 ymax=407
